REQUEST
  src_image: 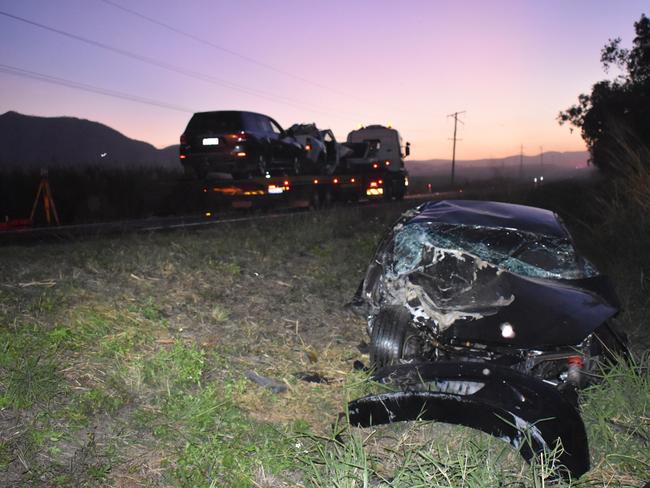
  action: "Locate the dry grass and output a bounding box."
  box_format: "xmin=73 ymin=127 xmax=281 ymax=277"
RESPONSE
xmin=0 ymin=194 xmax=648 ymax=486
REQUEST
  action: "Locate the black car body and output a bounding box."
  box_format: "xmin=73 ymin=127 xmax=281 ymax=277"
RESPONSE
xmin=180 ymin=110 xmax=304 ymax=178
xmin=349 ymin=200 xmax=627 ymax=478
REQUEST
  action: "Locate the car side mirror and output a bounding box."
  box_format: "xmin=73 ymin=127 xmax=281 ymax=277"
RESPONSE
xmin=405 ymin=142 xmax=411 ymax=157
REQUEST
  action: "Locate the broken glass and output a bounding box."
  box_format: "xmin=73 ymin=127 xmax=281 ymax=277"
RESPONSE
xmin=392 ymin=222 xmax=597 ymax=280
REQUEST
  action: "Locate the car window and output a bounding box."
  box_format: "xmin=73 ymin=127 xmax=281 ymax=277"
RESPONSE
xmin=268 ymin=118 xmax=283 ymax=135
xmin=251 ymin=115 xmax=270 ymax=133
xmin=391 ymin=222 xmax=597 ymax=280
xmin=365 ymin=139 xmax=382 ymax=151
xmin=187 ymin=112 xmax=242 ymax=133
xmin=242 ymin=113 xmax=261 ymax=132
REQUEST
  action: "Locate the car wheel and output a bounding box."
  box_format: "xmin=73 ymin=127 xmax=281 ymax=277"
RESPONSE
xmin=370 ymin=306 xmax=424 ymax=369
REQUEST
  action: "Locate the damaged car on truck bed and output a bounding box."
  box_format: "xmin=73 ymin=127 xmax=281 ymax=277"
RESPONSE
xmin=348 ymin=199 xmax=628 ymax=479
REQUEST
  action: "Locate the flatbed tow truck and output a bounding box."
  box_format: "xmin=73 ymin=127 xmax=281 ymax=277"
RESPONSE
xmin=199 ymin=124 xmax=410 ymax=212
xmin=201 ymin=170 xmax=402 ymax=212
xmin=201 ymin=162 xmax=406 ymax=212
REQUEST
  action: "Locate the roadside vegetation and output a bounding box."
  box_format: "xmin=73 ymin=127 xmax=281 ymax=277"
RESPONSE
xmin=1 ymin=166 xmax=649 ymax=486
xmin=0 ymin=167 xmax=196 ymax=225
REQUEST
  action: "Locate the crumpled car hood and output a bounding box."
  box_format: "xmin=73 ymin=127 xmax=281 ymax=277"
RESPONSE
xmin=357 ymin=200 xmax=618 ymax=348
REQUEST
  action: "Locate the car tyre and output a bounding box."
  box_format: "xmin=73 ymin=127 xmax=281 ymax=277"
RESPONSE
xmin=370 ymin=306 xmax=423 ymax=369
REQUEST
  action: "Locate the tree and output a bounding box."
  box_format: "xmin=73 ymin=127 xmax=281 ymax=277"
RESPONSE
xmin=559 ymin=14 xmax=650 ymax=174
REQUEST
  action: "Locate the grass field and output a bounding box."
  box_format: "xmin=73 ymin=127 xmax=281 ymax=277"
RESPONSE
xmin=1 ymin=181 xmax=649 ymax=487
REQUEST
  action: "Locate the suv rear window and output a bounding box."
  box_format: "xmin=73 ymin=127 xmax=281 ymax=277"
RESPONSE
xmin=186 ymin=112 xmax=243 ymax=133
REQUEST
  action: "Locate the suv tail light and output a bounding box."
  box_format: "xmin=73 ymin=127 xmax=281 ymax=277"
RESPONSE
xmin=226 ymin=131 xmax=249 ymax=142
xmin=180 ymin=134 xmax=187 ymax=144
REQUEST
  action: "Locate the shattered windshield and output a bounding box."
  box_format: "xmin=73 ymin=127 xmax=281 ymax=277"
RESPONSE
xmin=392 ymin=222 xmax=597 ymax=280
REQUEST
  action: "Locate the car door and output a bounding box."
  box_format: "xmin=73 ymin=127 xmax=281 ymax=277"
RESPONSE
xmin=265 ymin=116 xmax=293 ymax=163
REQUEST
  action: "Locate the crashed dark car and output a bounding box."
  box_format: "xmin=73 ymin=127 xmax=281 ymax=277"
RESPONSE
xmin=349 ymin=200 xmax=628 ymax=478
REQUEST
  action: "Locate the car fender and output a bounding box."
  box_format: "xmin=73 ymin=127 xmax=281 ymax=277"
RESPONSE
xmin=347 ymin=361 xmax=589 ymax=478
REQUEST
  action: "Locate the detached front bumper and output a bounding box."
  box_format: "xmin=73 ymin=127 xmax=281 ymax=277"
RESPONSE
xmin=347 ymin=361 xmax=590 ymax=479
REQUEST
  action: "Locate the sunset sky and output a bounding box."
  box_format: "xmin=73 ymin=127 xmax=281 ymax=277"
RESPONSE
xmin=1 ymin=0 xmax=647 ymax=160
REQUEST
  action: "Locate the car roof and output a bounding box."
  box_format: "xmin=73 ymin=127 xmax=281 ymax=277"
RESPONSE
xmin=192 ymin=110 xmax=267 ymax=118
xmin=406 ymin=200 xmax=569 ymax=238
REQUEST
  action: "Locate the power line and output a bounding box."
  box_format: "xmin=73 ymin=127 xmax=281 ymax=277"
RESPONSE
xmin=0 ymin=9 xmax=359 ymax=121
xmin=0 ymin=63 xmax=194 ymax=113
xmin=97 ymin=0 xmax=377 ymax=106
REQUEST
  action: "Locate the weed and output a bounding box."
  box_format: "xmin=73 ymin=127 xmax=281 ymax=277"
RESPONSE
xmin=0 ymin=442 xmax=12 ymax=471
xmin=210 ymin=304 xmax=229 ymax=323
xmin=142 ymin=342 xmax=205 ymax=392
xmin=2 ymin=355 xmax=62 ymax=409
xmin=581 ymin=357 xmax=650 ymax=480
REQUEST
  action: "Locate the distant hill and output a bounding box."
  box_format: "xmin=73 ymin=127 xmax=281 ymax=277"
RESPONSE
xmin=406 ymin=151 xmax=590 ymax=178
xmin=0 ymin=111 xmax=180 ymax=170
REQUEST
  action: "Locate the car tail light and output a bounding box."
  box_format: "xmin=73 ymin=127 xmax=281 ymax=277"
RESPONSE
xmin=226 ymin=131 xmax=249 ymax=142
xmin=305 ymin=143 xmax=312 ymax=151
xmin=179 ymin=154 xmax=187 ymax=159
xmin=180 ymin=134 xmax=187 ymax=144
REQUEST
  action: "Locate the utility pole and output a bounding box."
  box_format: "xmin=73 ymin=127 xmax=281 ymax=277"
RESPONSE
xmin=519 ymin=144 xmax=524 ymax=180
xmin=447 ymin=111 xmax=465 ymax=187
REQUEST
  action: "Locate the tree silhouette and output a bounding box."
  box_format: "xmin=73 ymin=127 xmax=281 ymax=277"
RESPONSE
xmin=559 ymin=14 xmax=650 ymax=174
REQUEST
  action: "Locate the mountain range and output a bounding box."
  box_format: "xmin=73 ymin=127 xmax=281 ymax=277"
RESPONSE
xmin=0 ymin=111 xmax=589 ymax=175
xmin=0 ymin=111 xmax=180 ymax=170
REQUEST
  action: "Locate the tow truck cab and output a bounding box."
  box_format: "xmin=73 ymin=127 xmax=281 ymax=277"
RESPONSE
xmin=346 ymin=125 xmax=410 ymax=198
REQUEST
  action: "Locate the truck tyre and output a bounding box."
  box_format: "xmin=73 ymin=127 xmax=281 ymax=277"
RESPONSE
xmin=310 ymin=189 xmax=321 ymax=209
xmin=394 ymin=182 xmax=406 ymax=200
xmin=370 ymin=306 xmax=423 ymax=368
xmin=383 ymin=181 xmax=393 ymax=201
xmin=323 ymin=188 xmax=333 ymax=208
